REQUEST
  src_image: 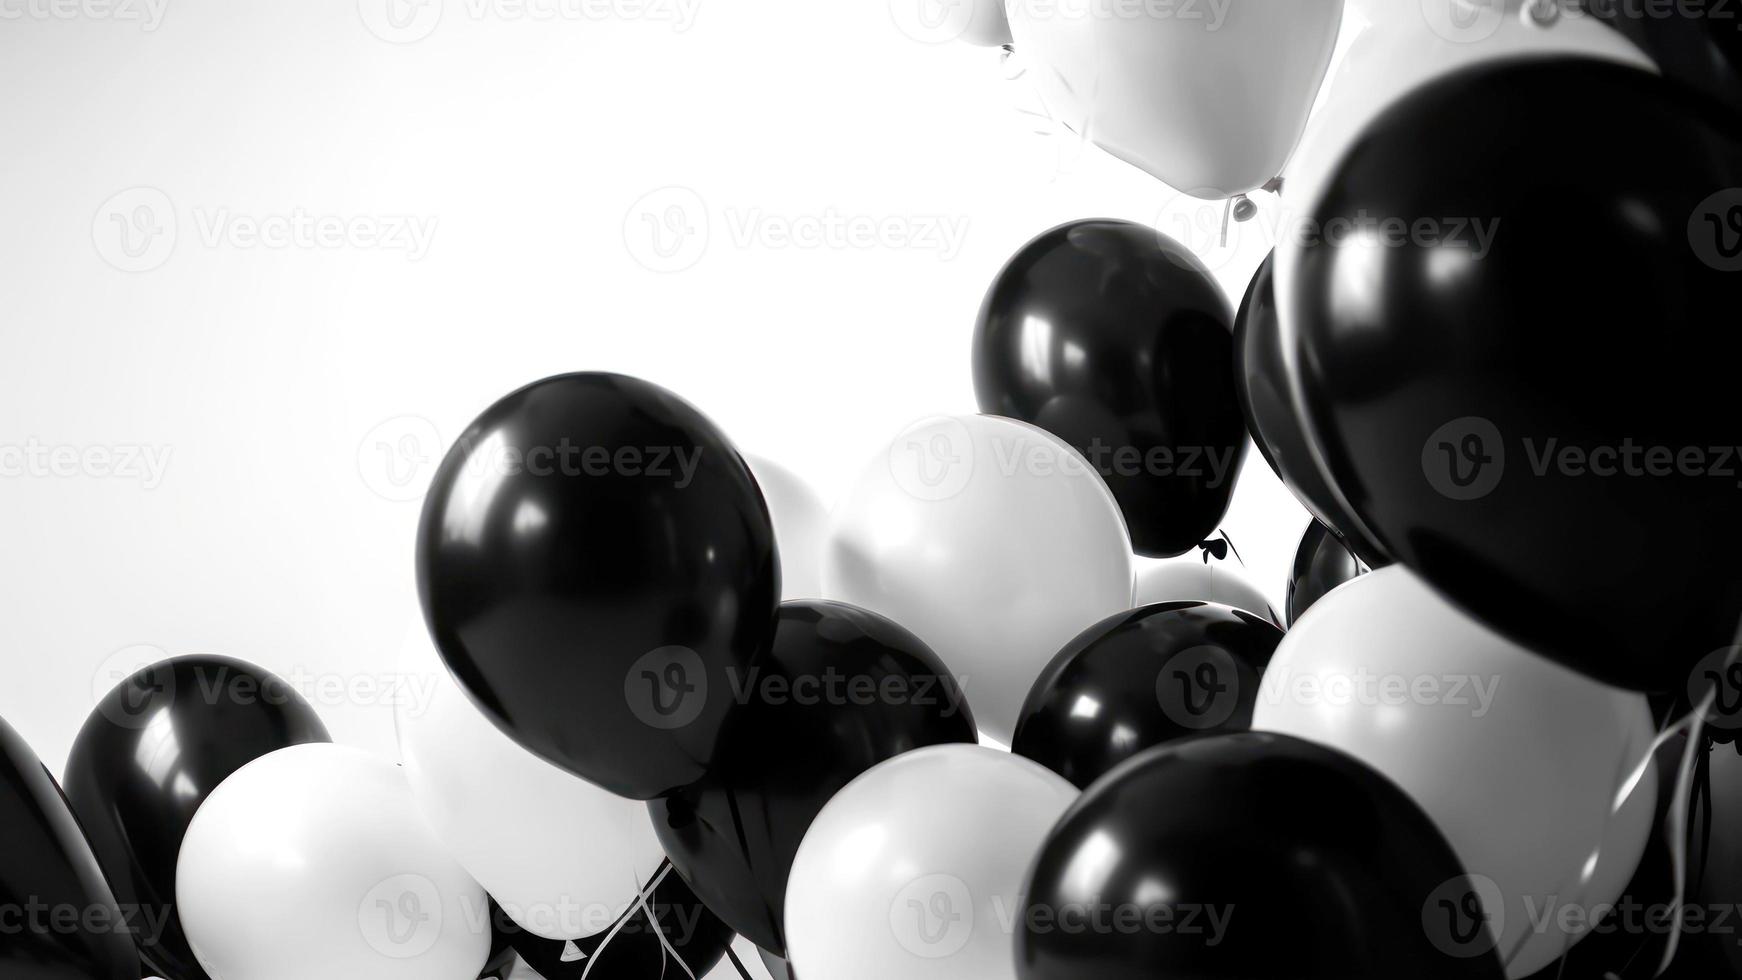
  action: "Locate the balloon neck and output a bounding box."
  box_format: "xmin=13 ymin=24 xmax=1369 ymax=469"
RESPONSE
xmin=1231 ymin=195 xmax=1259 ymax=223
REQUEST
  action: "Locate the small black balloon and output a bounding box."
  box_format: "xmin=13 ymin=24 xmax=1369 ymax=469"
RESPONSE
xmin=0 ymin=714 xmax=137 ymax=980
xmin=418 ymin=372 xmax=780 ymax=800
xmin=1012 ymin=602 xmax=1282 ymax=789
xmin=974 ymin=219 xmax=1248 ymax=558
xmin=506 ymin=864 xmax=733 ymax=980
xmin=1018 ymin=732 xmax=1507 ymax=980
xmin=649 ymin=600 xmax=977 ymax=954
xmin=62 ymin=656 xmax=332 ymax=980
xmin=1292 ymin=59 xmax=1742 ymax=691
xmin=1286 ymin=519 xmax=1384 ymax=626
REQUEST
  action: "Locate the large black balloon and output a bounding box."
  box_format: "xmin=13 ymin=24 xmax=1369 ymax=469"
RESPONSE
xmin=1286 ymin=519 xmax=1383 ymax=626
xmin=1011 ymin=601 xmax=1282 ymax=789
xmin=1591 ymin=1 xmax=1742 ymax=116
xmin=1291 ymin=59 xmax=1742 ymax=691
xmin=506 ymin=864 xmax=734 ymax=980
xmin=62 ymin=656 xmax=331 ymax=980
xmin=973 ymin=219 xmax=1248 ymax=557
xmin=649 ymin=600 xmax=977 ymax=954
xmin=418 ymin=372 xmax=780 ymax=799
xmin=1235 ymin=251 xmax=1387 ymax=566
xmin=0 ymin=715 xmax=137 ymax=980
xmin=1018 ymin=732 xmax=1507 ymax=980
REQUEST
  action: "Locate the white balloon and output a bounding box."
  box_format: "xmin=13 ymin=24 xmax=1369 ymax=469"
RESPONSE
xmin=746 ymin=454 xmax=830 ymax=601
xmin=178 ymin=743 xmax=491 ymax=980
xmin=1133 ymin=556 xmax=1278 ymax=624
xmin=785 ymin=745 xmax=1078 ymax=980
xmin=1252 ymin=567 xmax=1657 ymax=978
xmin=823 ymin=415 xmax=1133 ymax=742
xmin=1006 ymin=0 xmax=1343 ymax=197
xmin=394 ymin=625 xmax=665 ymax=941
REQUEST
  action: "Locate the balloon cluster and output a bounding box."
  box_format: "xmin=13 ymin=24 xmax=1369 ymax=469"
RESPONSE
xmin=7 ymin=5 xmax=1742 ymax=980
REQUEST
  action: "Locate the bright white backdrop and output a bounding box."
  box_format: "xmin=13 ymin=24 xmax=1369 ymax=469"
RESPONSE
xmin=0 ymin=0 xmax=1363 ymax=845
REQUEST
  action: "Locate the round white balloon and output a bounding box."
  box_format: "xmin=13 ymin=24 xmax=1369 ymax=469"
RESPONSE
xmin=746 ymin=454 xmax=830 ymax=602
xmin=1133 ymin=556 xmax=1278 ymax=624
xmin=823 ymin=415 xmax=1133 ymax=742
xmin=1007 ymin=0 xmax=1343 ymax=197
xmin=1252 ymin=566 xmax=1657 ymax=978
xmin=394 ymin=624 xmax=665 ymax=941
xmin=178 ymin=743 xmax=491 ymax=980
xmin=785 ymin=744 xmax=1078 ymax=980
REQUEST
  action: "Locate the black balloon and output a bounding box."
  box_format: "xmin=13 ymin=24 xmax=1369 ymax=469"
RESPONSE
xmin=1291 ymin=59 xmax=1742 ymax=691
xmin=759 ymin=946 xmax=798 ymax=980
xmin=1591 ymin=1 xmax=1742 ymax=116
xmin=418 ymin=372 xmax=780 ymax=799
xmin=0 ymin=715 xmax=137 ymax=980
xmin=506 ymin=864 xmax=733 ymax=980
xmin=1286 ymin=519 xmax=1383 ymax=626
xmin=1235 ymin=251 xmax=1387 ymax=566
xmin=1011 ymin=601 xmax=1282 ymax=789
xmin=480 ymin=899 xmax=518 ymax=980
xmin=649 ymin=600 xmax=977 ymax=953
xmin=974 ymin=219 xmax=1248 ymax=557
xmin=1018 ymin=732 xmax=1507 ymax=980
xmin=62 ymin=656 xmax=331 ymax=980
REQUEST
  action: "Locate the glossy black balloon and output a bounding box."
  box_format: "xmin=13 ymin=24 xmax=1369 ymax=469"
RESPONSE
xmin=1291 ymin=60 xmax=1742 ymax=691
xmin=974 ymin=219 xmax=1247 ymax=557
xmin=649 ymin=600 xmax=977 ymax=953
xmin=1011 ymin=602 xmax=1282 ymax=789
xmin=1019 ymin=732 xmax=1507 ymax=980
xmin=506 ymin=865 xmax=733 ymax=980
xmin=62 ymin=656 xmax=331 ymax=980
xmin=418 ymin=372 xmax=780 ymax=799
xmin=0 ymin=714 xmax=137 ymax=980
xmin=1592 ymin=2 xmax=1742 ymax=116
xmin=1235 ymin=252 xmax=1387 ymax=566
xmin=1286 ymin=519 xmax=1384 ymax=626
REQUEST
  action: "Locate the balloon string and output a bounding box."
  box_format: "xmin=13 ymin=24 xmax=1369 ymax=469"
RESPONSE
xmin=1654 ymin=684 xmax=1716 ymax=976
xmin=581 ymin=861 xmax=678 ymax=980
xmin=638 ymin=863 xmax=700 ymax=980
xmin=723 ymin=945 xmax=756 ymax=980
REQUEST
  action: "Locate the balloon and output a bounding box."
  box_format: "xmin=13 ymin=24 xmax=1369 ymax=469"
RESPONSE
xmin=1133 ymin=554 xmax=1278 ymax=624
xmin=0 ymin=715 xmax=137 ymax=980
xmin=479 ymin=901 xmax=518 ymax=980
xmin=650 ymin=599 xmax=978 ymax=954
xmin=758 ymin=946 xmax=798 ymax=980
xmin=1012 ymin=601 xmax=1283 ymax=788
xmin=1590 ymin=1 xmax=1742 ymax=115
xmin=62 ymin=656 xmax=332 ymax=980
xmin=417 ymin=372 xmax=779 ymax=799
xmin=1005 ymin=0 xmax=1343 ymax=197
xmin=973 ymin=219 xmax=1247 ymax=557
xmin=1018 ymin=732 xmax=1507 ymax=980
xmin=505 ymin=864 xmax=733 ymax=980
xmin=822 ymin=414 xmax=1133 ymax=742
xmin=1285 ymin=519 xmax=1380 ymax=626
xmin=1287 ymin=59 xmax=1742 ymax=691
xmin=1253 ymin=567 xmax=1658 ymax=978
xmin=395 ymin=626 xmax=665 ymax=941
xmin=746 ymin=454 xmax=829 ymax=601
xmin=785 ymin=745 xmax=1078 ymax=980
xmin=177 ymin=743 xmax=491 ymax=980
xmin=1233 ymin=251 xmax=1387 ymax=565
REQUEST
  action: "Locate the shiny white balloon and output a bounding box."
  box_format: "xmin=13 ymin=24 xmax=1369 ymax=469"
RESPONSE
xmin=785 ymin=745 xmax=1078 ymax=980
xmin=1133 ymin=556 xmax=1278 ymax=624
xmin=1252 ymin=567 xmax=1658 ymax=979
xmin=746 ymin=454 xmax=830 ymax=601
xmin=1007 ymin=0 xmax=1343 ymax=197
xmin=394 ymin=624 xmax=664 ymax=941
xmin=823 ymin=415 xmax=1133 ymax=742
xmin=178 ymin=743 xmax=491 ymax=980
